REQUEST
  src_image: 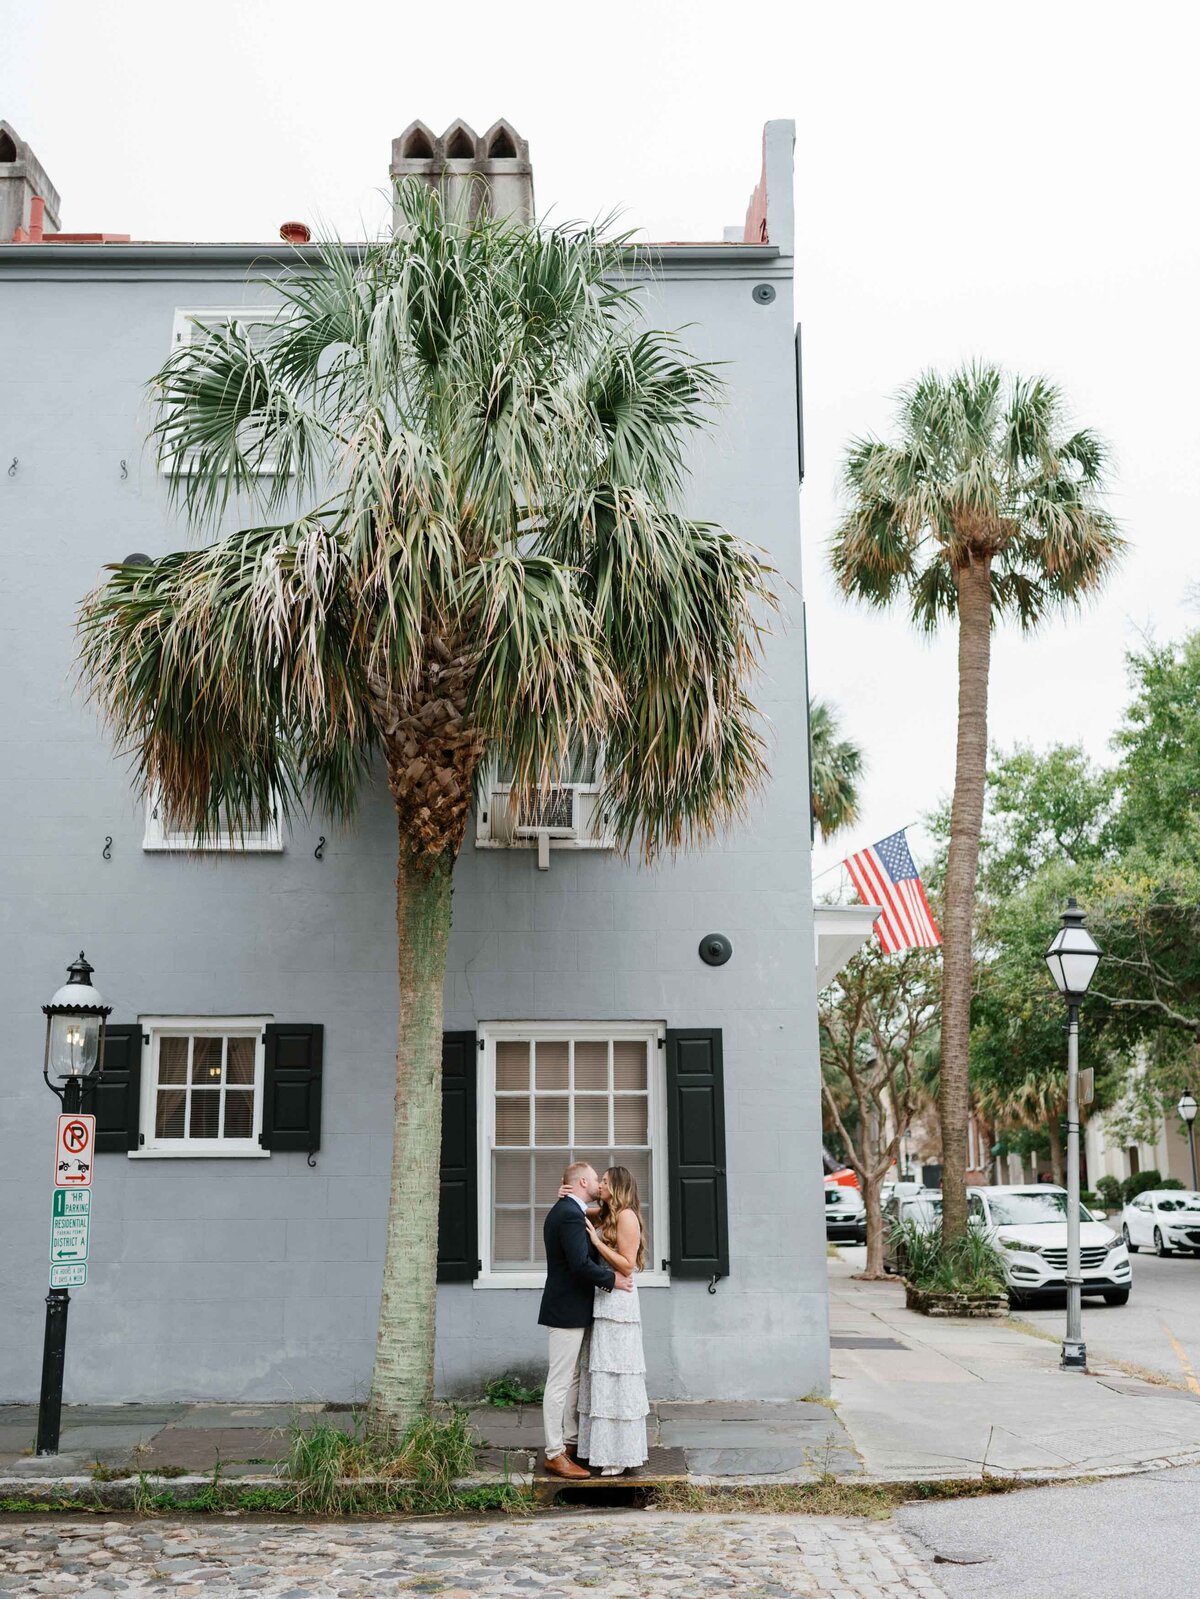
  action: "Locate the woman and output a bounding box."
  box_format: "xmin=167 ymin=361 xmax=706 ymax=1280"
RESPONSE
xmin=575 ymin=1166 xmax=649 ymax=1476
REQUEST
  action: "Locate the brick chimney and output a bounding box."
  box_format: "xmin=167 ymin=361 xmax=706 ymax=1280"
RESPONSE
xmin=389 ymin=118 xmax=534 ymax=230
xmin=0 ymin=122 xmax=62 ymax=242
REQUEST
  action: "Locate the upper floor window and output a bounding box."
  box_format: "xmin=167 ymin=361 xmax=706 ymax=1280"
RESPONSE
xmin=142 ymin=787 xmax=283 ymax=853
xmin=164 ymin=307 xmax=291 ymax=477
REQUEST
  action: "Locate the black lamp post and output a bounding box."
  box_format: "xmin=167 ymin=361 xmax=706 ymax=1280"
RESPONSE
xmin=1179 ymin=1094 xmax=1199 ymax=1191
xmin=1044 ymin=900 xmax=1102 ymax=1372
xmin=36 ymin=953 xmax=110 ymax=1455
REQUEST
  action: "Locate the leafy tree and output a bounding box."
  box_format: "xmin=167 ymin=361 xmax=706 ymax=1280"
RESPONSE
xmin=77 ymin=185 xmax=778 ymax=1434
xmin=819 ymin=941 xmax=940 ymax=1276
xmin=809 ymin=697 xmax=863 ymax=840
xmin=831 ymin=364 xmax=1123 ymax=1239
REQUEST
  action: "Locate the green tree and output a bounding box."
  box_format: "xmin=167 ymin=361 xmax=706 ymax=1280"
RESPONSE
xmin=819 ymin=941 xmax=940 ymax=1276
xmin=77 ymin=185 xmax=778 ymax=1435
xmin=809 ymin=697 xmax=864 ymax=840
xmin=831 ymin=363 xmax=1123 ymax=1239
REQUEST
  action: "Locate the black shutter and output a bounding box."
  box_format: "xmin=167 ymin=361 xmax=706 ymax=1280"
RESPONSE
xmin=665 ymin=1028 xmax=729 ymax=1280
xmin=438 ymin=1031 xmax=478 ymax=1282
xmin=261 ymin=1024 xmax=323 ymax=1156
xmin=88 ymin=1024 xmax=143 ymax=1152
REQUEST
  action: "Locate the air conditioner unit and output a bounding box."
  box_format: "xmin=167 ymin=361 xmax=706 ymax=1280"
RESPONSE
xmin=514 ymin=786 xmax=578 ymax=839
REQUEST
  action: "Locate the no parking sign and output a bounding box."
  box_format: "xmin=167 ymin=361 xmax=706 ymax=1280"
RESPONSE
xmin=54 ymin=1113 xmax=95 ymax=1188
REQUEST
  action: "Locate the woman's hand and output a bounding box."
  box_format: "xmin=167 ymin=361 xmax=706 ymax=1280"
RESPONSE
xmin=558 ymin=1185 xmax=572 ymax=1199
xmin=584 ymin=1218 xmax=600 ymax=1245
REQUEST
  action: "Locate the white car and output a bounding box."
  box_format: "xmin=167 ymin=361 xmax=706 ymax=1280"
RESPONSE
xmin=967 ymin=1184 xmax=1131 ymax=1305
xmin=1121 ymin=1189 xmax=1200 ymax=1256
xmin=824 ymin=1184 xmax=867 ymax=1242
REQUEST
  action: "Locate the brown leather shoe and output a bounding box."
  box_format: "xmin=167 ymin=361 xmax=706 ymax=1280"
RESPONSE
xmin=543 ymin=1452 xmax=590 ymax=1480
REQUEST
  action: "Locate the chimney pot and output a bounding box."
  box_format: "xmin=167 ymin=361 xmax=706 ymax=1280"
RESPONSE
xmin=280 ymin=220 xmax=311 ymax=244
xmin=28 ymin=195 xmax=44 ymax=242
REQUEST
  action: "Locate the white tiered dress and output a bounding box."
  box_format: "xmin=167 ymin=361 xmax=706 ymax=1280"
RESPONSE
xmin=576 ymin=1273 xmax=649 ymax=1471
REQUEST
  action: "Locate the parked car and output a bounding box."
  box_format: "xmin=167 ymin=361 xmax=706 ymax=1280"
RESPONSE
xmin=1121 ymin=1190 xmax=1200 ymax=1256
xmin=882 ymin=1191 xmax=942 ymax=1275
xmin=825 ymin=1183 xmax=867 ymax=1242
xmin=967 ymin=1184 xmax=1131 ymax=1305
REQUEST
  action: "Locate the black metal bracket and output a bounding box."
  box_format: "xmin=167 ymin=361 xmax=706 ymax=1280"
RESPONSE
xmin=314 ymin=836 xmax=326 ymax=860
xmin=102 ymin=836 xmax=112 ymax=861
xmin=707 ymin=1274 xmax=722 ymax=1295
xmin=119 ymin=460 xmax=128 ymax=480
xmin=307 ymin=1150 xmax=318 ymax=1169
xmin=7 ymin=458 xmax=16 ymax=477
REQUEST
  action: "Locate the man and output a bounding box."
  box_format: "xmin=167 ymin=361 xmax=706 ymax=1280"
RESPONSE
xmin=539 ymin=1160 xmax=632 ymax=1479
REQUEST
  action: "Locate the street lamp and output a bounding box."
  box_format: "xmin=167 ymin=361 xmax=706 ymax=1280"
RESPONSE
xmin=36 ymin=953 xmax=110 ymax=1455
xmin=1179 ymin=1094 xmax=1199 ymax=1191
xmin=1044 ymin=899 xmax=1102 ymax=1372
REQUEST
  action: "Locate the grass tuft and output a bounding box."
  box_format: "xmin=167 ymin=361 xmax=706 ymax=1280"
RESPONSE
xmin=484 ymin=1374 xmax=546 ymax=1408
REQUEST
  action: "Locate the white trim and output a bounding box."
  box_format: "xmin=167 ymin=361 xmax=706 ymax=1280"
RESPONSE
xmin=474 ymin=1019 xmax=670 ymax=1289
xmin=134 ymin=1015 xmax=271 ymax=1158
xmin=142 ymin=786 xmax=284 ymax=853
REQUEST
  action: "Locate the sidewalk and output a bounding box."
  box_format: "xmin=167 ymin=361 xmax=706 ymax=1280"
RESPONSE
xmin=829 ymin=1252 xmax=1200 ymax=1480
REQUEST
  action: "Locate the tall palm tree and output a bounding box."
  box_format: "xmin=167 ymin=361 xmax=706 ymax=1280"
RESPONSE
xmin=809 ymin=697 xmax=863 ymax=840
xmin=831 ymin=363 xmax=1122 ymax=1241
xmin=78 ymin=184 xmax=777 ymax=1435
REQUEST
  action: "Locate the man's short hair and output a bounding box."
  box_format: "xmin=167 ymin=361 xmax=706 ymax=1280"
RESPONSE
xmin=562 ymin=1160 xmax=592 ymax=1187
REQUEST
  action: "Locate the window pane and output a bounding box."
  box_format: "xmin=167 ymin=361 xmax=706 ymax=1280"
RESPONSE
xmin=535 ymin=1040 xmax=568 ymax=1090
xmin=535 ymin=1096 xmax=568 ymax=1146
xmin=614 ymin=1149 xmax=650 ymax=1199
xmin=574 ymin=1041 xmax=608 ymax=1092
xmin=227 ymin=1036 xmax=255 ymax=1085
xmin=223 ymin=1090 xmax=253 ymax=1139
xmin=533 ymin=1209 xmax=551 ymax=1263
xmin=496 ymin=1040 xmax=529 ymax=1091
xmin=495 ymin=1098 xmax=530 ymax=1145
xmin=192 ymin=1037 xmax=223 ymax=1084
xmin=493 ymin=1209 xmax=533 ymax=1267
xmin=189 ymin=1090 xmax=220 ymax=1139
xmin=159 ymin=1038 xmax=188 ymax=1085
xmin=494 ymin=1151 xmax=531 ymax=1206
xmin=535 ymin=1152 xmax=571 ymax=1204
xmin=574 ymin=1098 xmax=609 ymax=1144
xmin=613 ymin=1040 xmax=647 ymax=1091
xmin=572 ymin=1150 xmax=613 ymax=1185
xmin=614 ymin=1097 xmax=648 ymax=1144
xmin=155 ymin=1088 xmax=186 ymax=1139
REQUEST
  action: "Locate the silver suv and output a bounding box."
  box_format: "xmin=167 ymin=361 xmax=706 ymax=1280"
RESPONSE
xmin=825 ymin=1184 xmax=866 ymax=1242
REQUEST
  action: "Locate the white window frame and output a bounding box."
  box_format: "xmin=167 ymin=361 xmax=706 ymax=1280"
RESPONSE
xmin=164 ymin=306 xmax=292 ymax=477
xmin=142 ymin=785 xmax=283 ymax=853
xmin=474 ymin=1019 xmax=670 ymax=1289
xmin=129 ymin=1015 xmax=272 ymax=1159
xmin=474 ymin=752 xmax=614 ymax=856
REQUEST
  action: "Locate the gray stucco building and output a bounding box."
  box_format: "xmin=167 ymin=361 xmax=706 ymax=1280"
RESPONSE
xmin=0 ymin=118 xmax=830 ymax=1405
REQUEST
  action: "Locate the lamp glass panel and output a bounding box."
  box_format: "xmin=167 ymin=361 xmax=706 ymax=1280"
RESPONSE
xmin=1059 ymin=950 xmax=1101 ymax=995
xmin=48 ymin=1013 xmax=100 ymax=1078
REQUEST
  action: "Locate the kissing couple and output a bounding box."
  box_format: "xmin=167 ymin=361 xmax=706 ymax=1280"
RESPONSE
xmin=538 ymin=1160 xmax=649 ymax=1479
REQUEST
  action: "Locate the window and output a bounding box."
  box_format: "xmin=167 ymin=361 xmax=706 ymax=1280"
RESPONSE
xmin=142 ymin=786 xmax=283 ymax=853
xmin=134 ymin=1017 xmax=270 ymax=1157
xmin=967 ymin=1193 xmax=987 ymax=1222
xmin=475 ymin=748 xmax=613 ymax=858
xmin=477 ymin=1021 xmax=668 ymax=1287
xmin=164 ymin=307 xmax=291 ymax=477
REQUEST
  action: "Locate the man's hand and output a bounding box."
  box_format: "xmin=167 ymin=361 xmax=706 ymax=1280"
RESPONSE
xmin=614 ymin=1272 xmax=633 ymax=1292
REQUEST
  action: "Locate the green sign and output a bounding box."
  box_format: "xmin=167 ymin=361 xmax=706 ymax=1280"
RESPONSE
xmin=49 ymin=1188 xmax=90 ymax=1262
xmin=50 ymin=1262 xmax=87 ymax=1288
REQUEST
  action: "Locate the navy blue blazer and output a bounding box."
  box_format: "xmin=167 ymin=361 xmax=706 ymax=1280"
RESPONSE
xmin=538 ymin=1196 xmax=616 ymax=1327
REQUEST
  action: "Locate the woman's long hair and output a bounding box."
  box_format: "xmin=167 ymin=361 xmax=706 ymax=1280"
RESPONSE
xmin=599 ymin=1166 xmax=647 ymax=1271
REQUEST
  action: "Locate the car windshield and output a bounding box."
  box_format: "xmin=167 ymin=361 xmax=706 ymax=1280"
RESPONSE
xmin=985 ymin=1191 xmax=1096 ymax=1225
xmin=1155 ymin=1193 xmax=1200 ymax=1212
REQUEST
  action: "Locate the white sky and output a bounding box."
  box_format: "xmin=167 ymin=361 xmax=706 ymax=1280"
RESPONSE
xmin=6 ymin=0 xmax=1199 ymax=890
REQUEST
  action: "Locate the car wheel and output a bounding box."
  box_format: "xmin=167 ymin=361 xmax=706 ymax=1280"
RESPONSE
xmin=1122 ymin=1224 xmax=1139 ymax=1254
xmin=1103 ymin=1288 xmax=1131 ymax=1305
xmin=1155 ymin=1227 xmax=1173 ymax=1257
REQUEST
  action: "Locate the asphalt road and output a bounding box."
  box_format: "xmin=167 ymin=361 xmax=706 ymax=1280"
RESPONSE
xmin=898 ymin=1464 xmax=1200 ymax=1599
xmin=1016 ymin=1244 xmax=1200 ymax=1389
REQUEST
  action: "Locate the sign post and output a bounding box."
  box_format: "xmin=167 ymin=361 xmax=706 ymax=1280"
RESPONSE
xmin=36 ymin=1106 xmax=97 ymax=1455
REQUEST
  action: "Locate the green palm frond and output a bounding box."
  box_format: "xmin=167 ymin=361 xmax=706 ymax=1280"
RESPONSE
xmin=809 ymin=698 xmax=864 ymax=840
xmin=79 ymin=180 xmax=776 ymax=858
xmin=831 ymin=361 xmax=1124 ymax=631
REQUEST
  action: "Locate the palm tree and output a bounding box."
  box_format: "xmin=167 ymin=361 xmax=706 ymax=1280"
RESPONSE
xmin=809 ymin=697 xmax=863 ymax=840
xmin=831 ymin=363 xmax=1122 ymax=1241
xmin=77 ymin=184 xmax=777 ymax=1436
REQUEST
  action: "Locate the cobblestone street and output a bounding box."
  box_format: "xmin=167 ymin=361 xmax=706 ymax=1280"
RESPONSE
xmin=0 ymin=1513 xmax=948 ymax=1598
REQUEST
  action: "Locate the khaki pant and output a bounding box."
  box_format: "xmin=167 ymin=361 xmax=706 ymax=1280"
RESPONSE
xmin=543 ymin=1326 xmax=587 ymax=1460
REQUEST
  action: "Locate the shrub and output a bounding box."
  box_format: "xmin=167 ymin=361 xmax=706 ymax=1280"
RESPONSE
xmin=1096 ymin=1175 xmax=1124 ymax=1211
xmin=285 ymin=1408 xmax=478 ymax=1514
xmin=1122 ymin=1169 xmax=1170 ymax=1203
xmin=484 ymin=1373 xmax=545 ymax=1407
xmin=890 ymin=1219 xmax=1006 ymax=1297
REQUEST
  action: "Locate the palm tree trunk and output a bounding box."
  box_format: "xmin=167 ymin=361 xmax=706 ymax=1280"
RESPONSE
xmin=367 ymin=835 xmax=454 ymax=1438
xmin=939 ymin=554 xmax=992 ymax=1242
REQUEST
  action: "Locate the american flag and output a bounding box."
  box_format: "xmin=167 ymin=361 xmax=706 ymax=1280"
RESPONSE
xmin=842 ymin=829 xmax=942 ymax=954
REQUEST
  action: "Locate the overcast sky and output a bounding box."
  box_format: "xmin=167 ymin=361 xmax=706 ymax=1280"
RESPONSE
xmin=6 ymin=1 xmax=1198 ymax=891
